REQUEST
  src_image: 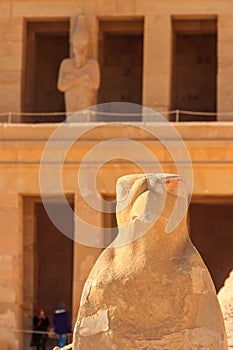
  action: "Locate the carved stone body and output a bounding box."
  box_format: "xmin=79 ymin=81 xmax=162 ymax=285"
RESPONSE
xmin=58 ymin=57 xmax=99 ymax=113
xmin=74 ymin=173 xmax=227 ymax=349
xmin=218 ymin=270 xmax=233 ymax=348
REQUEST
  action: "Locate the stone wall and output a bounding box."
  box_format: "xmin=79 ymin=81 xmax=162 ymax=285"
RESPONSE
xmin=0 ymin=1 xmax=233 ymax=348
xmin=1 ymin=1 xmax=233 ymax=118
xmin=0 ymin=123 xmax=232 ymax=349
xmin=0 ymin=2 xmax=22 ymax=116
xmin=0 ymin=193 xmax=22 ymax=350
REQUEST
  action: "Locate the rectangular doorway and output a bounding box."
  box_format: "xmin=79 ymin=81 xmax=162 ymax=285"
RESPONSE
xmin=171 ymin=19 xmax=217 ymax=121
xmin=22 ymin=21 xmax=69 ymax=122
xmin=23 ymin=197 xmax=74 ymax=348
xmin=35 ymin=201 xmax=74 ymax=320
xmin=103 ymin=195 xmax=117 ymax=246
xmin=98 ymin=19 xmax=144 ymax=111
xmin=189 ymin=200 xmax=233 ymax=292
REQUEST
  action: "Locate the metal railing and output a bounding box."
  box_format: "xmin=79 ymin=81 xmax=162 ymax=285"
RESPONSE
xmin=53 ymin=344 xmax=73 ymax=350
xmin=9 ymin=327 xmax=73 ymax=350
xmin=0 ymin=109 xmax=232 ymax=123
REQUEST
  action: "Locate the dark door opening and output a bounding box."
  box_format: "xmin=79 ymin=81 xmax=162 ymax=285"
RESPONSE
xmin=98 ymin=20 xmax=144 ymax=118
xmin=103 ymin=195 xmax=117 ymax=246
xmin=35 ymin=201 xmax=74 ymax=322
xmin=171 ymin=19 xmax=217 ymax=121
xmin=189 ymin=201 xmax=233 ymax=291
xmin=22 ymin=21 xmax=69 ymax=123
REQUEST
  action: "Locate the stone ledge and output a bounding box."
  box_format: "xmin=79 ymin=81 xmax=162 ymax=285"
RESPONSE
xmin=0 ymin=342 xmax=9 ymax=350
xmin=0 ymin=122 xmax=232 ymax=141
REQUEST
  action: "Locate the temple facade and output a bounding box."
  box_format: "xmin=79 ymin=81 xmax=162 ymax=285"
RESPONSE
xmin=0 ymin=1 xmax=233 ymax=349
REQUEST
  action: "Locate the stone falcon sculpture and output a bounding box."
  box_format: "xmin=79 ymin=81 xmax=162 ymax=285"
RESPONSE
xmin=73 ymin=173 xmax=227 ymax=349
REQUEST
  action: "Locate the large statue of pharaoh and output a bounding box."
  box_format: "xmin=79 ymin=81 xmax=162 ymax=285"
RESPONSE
xmin=57 ymin=15 xmax=100 ymax=115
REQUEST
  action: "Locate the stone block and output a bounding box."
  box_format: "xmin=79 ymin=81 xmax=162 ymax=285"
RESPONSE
xmin=0 ymin=255 xmax=15 ymax=281
xmin=0 ymin=233 xmax=19 ymax=255
xmin=144 ymin=23 xmax=171 ymax=65
xmin=0 ymin=193 xmax=18 ymax=209
xmin=14 ymin=167 xmax=40 ymax=193
xmin=12 ymin=1 xmax=81 ymax=17
xmin=0 ymin=145 xmax=17 ymax=162
xmin=0 ymin=70 xmax=21 ymax=85
xmin=218 ymin=81 xmax=233 ymax=100
xmin=143 ymin=73 xmax=170 ymax=107
xmin=218 ymin=42 xmax=233 ymax=58
xmin=218 ymin=15 xmax=233 ymax=28
xmin=0 ymin=165 xmax=37 ymax=193
xmin=0 ymin=309 xmax=18 ymax=350
xmin=114 ymin=0 xmax=137 ymax=14
xmin=136 ymin=0 xmax=219 ymax=15
xmin=82 ymin=0 xmax=98 ymax=14
xmin=0 ymin=17 xmax=23 ymax=41
xmin=0 ymin=124 xmax=52 ymax=141
xmin=187 ymin=140 xmax=233 ymax=163
xmin=0 ymin=2 xmax=11 ymax=18
xmin=193 ymin=163 xmax=233 ymax=195
xmin=143 ymin=15 xmax=171 ymax=109
xmin=217 ymin=98 xmax=233 ymax=119
xmin=0 ymin=342 xmax=9 ymax=350
xmin=0 ymin=82 xmax=20 ymax=110
xmin=218 ymin=27 xmax=233 ymax=42
xmin=0 ymin=283 xmax=16 ymax=303
xmin=218 ymin=57 xmax=233 ymax=74
xmin=0 ymin=41 xmax=22 ymax=70
xmin=96 ymin=0 xmax=117 ymax=14
xmin=0 ymin=206 xmax=19 ymax=233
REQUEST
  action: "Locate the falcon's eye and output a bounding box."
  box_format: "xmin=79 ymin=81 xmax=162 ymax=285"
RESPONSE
xmin=116 ymin=181 xmax=130 ymax=202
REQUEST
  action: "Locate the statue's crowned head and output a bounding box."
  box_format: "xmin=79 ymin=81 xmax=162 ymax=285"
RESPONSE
xmin=72 ymin=14 xmax=90 ymax=67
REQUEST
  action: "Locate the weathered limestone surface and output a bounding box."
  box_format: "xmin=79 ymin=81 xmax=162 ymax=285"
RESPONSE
xmin=74 ymin=173 xmax=228 ymax=349
xmin=0 ymin=124 xmax=231 ymax=350
xmin=0 ymin=193 xmax=22 ymax=350
xmin=0 ymin=1 xmax=233 ymax=117
xmin=218 ymin=271 xmax=233 ymax=349
xmin=0 ymin=10 xmax=22 ymax=113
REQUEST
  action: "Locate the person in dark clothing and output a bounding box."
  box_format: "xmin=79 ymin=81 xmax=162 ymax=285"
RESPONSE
xmin=31 ymin=307 xmax=49 ymax=350
xmin=54 ymin=302 xmax=71 ymax=348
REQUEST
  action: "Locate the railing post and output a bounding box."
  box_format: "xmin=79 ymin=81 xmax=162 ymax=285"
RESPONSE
xmin=175 ymin=109 xmax=179 ymax=122
xmin=53 ymin=344 xmax=73 ymax=350
xmin=8 ymin=112 xmax=12 ymax=123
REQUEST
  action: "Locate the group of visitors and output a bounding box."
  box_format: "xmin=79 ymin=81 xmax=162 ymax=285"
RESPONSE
xmin=31 ymin=302 xmax=71 ymax=350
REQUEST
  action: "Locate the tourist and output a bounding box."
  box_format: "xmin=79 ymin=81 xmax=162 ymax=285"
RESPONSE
xmin=31 ymin=307 xmax=49 ymax=350
xmin=54 ymin=301 xmax=71 ymax=348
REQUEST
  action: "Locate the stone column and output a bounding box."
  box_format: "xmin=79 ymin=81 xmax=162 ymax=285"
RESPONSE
xmin=0 ymin=193 xmax=22 ymax=350
xmin=218 ymin=15 xmax=233 ymax=121
xmin=0 ymin=2 xmax=23 ymax=121
xmin=143 ymin=15 xmax=172 ymax=118
xmin=22 ymin=197 xmax=35 ymax=350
